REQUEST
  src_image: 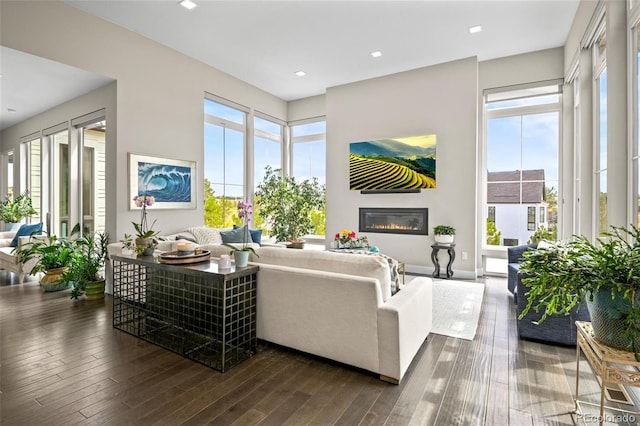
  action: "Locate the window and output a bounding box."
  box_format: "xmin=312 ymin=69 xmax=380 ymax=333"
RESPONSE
xmin=488 ymin=206 xmax=495 ymax=223
xmin=539 ymin=206 xmax=546 ymax=224
xmin=593 ymin=26 xmax=607 ymax=235
xmin=254 ymin=115 xmax=283 ymax=189
xmin=633 ymin=19 xmax=640 ymax=227
xmin=290 ymin=119 xmax=326 ymax=237
xmin=50 ymin=128 xmax=70 ymax=236
xmin=290 ymin=120 xmax=326 ymax=185
xmin=22 ymin=137 xmax=42 ymax=225
xmin=78 ymin=120 xmax=106 ymax=233
xmin=527 ymin=206 xmax=536 ymax=231
xmin=204 ymin=97 xmax=247 ymax=227
xmin=573 ymin=75 xmax=582 ymax=234
xmin=485 ymin=82 xmax=561 ymax=248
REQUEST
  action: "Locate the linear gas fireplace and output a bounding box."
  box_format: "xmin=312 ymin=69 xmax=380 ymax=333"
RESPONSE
xmin=359 ymin=208 xmax=428 ymax=235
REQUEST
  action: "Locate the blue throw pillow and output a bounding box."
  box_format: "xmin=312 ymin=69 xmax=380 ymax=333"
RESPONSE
xmin=10 ymin=222 xmax=43 ymax=247
xmin=233 ymin=224 xmax=262 ymax=245
xmin=221 ymin=225 xmax=252 ymax=244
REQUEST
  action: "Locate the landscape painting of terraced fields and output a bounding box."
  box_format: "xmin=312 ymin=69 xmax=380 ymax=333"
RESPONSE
xmin=349 ymin=134 xmax=436 ymax=190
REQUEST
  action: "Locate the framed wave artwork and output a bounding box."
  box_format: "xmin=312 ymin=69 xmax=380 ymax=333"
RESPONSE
xmin=128 ymin=153 xmax=197 ymax=209
xmin=349 ymin=134 xmax=437 ymax=191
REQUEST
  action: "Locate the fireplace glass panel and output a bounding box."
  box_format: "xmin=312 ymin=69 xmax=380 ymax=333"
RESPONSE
xmin=359 ymin=208 xmax=428 ymax=235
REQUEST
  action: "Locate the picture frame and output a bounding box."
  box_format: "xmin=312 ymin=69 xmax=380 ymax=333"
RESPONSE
xmin=128 ymin=153 xmax=196 ymax=209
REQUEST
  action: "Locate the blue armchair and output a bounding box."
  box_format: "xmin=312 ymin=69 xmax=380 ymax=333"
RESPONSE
xmin=507 ymin=243 xmax=537 ymax=302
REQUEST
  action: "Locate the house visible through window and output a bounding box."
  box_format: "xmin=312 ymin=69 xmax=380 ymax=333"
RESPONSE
xmin=484 ymin=82 xmax=561 ymax=247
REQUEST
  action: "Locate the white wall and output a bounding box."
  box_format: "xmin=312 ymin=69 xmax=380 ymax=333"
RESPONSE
xmin=1 ymin=0 xmax=287 ymax=240
xmin=326 ymin=57 xmax=479 ymax=277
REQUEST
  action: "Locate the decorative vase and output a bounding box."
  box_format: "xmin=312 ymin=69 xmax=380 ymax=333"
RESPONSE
xmin=135 ymin=237 xmax=155 ymax=256
xmin=40 ymin=267 xmax=67 ymax=285
xmin=41 ymin=267 xmax=70 ymax=292
xmin=84 ymin=279 xmax=106 ymax=300
xmin=234 ymin=250 xmax=250 ymax=267
xmin=586 ymin=285 xmax=640 ymax=351
xmin=435 ymin=234 xmax=454 ymax=245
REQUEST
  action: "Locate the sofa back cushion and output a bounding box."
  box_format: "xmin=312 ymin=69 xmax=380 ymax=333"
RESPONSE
xmin=252 ymin=247 xmax=392 ymax=301
xmin=187 ymin=226 xmax=224 ymax=245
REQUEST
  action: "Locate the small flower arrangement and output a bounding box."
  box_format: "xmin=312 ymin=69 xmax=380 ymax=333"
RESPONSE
xmin=132 ymin=194 xmax=158 ymax=239
xmin=334 ymin=229 xmax=370 ymax=249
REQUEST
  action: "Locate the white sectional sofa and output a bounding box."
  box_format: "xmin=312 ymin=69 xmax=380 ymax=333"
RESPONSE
xmin=246 ymin=247 xmax=432 ymax=383
xmin=108 ymin=230 xmax=433 ymax=383
xmin=0 ymin=231 xmax=42 ymax=283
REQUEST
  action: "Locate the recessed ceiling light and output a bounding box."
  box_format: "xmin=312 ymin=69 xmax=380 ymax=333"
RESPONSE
xmin=295 ymin=71 xmax=306 ymax=77
xmin=371 ymin=51 xmax=382 ymax=58
xmin=469 ymin=25 xmax=482 ymax=34
xmin=179 ymin=0 xmax=197 ymax=10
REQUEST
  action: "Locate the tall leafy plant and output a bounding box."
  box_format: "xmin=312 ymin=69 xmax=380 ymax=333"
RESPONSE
xmin=64 ymin=225 xmax=109 ymax=299
xmin=519 ymin=225 xmax=640 ymax=356
xmin=255 ymin=166 xmax=325 ymax=243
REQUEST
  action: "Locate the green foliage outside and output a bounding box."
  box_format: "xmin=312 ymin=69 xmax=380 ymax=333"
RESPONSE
xmin=203 ymin=175 xmax=326 ymax=238
xmin=599 ymin=191 xmax=607 ymax=236
xmin=0 ymin=190 xmax=37 ymax=223
xmin=527 ymin=224 xmax=557 ymax=244
xmin=486 ymin=219 xmax=502 ymax=245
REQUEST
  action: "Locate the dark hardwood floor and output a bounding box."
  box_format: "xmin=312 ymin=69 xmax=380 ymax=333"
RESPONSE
xmin=1 ymin=272 xmax=638 ymax=425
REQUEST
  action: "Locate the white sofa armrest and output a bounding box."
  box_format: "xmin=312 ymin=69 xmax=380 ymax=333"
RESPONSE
xmin=377 ymin=277 xmax=433 ymax=383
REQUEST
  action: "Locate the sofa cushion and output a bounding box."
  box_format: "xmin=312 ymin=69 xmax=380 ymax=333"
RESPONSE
xmin=10 ymin=223 xmax=42 ymax=247
xmin=251 ymin=247 xmax=392 ymax=301
xmin=221 ymin=225 xmax=251 ymax=244
xmin=187 ymin=226 xmax=223 ymax=245
xmin=233 ymin=224 xmax=262 ymax=245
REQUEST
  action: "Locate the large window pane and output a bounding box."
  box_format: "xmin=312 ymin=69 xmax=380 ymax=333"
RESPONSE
xmin=485 ymin=87 xmax=560 ymax=253
xmin=27 ymin=139 xmax=41 ymax=224
xmin=52 ymin=130 xmax=69 ymax=237
xmin=291 ymin=121 xmax=326 ymax=185
xmin=254 ymin=116 xmax=282 ymax=189
xmin=597 ymin=67 xmax=607 ymax=235
xmin=81 ymin=122 xmax=106 ymax=233
xmin=204 ymin=98 xmax=246 ymax=227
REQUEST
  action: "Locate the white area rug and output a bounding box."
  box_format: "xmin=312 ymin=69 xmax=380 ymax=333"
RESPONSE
xmin=417 ymin=278 xmax=485 ymax=341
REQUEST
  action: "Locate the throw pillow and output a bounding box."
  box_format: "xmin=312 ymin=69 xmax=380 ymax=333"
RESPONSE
xmin=221 ymin=225 xmax=252 ymax=244
xmin=10 ymin=223 xmax=43 ymax=247
xmin=233 ymin=224 xmax=262 ymax=245
xmin=187 ymin=226 xmax=223 ymax=245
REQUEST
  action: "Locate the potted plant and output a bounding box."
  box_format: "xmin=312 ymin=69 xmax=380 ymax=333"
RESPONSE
xmin=223 ymin=201 xmax=258 ymax=267
xmin=255 ymin=166 xmax=325 ymax=248
xmin=433 ymin=225 xmax=455 ymax=244
xmin=64 ymin=226 xmax=109 ymax=300
xmin=14 ymin=233 xmax=76 ymax=291
xmin=132 ymin=194 xmax=158 ymax=256
xmin=0 ymin=190 xmax=37 ymax=231
xmin=519 ymin=225 xmax=640 ymax=357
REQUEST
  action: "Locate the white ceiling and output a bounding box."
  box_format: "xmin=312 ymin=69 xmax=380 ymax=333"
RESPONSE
xmin=0 ymin=47 xmax=114 ymax=131
xmin=1 ymin=0 xmax=580 ymax=131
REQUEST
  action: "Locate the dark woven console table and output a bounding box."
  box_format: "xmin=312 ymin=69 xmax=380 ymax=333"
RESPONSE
xmin=111 ymin=254 xmax=258 ymax=372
